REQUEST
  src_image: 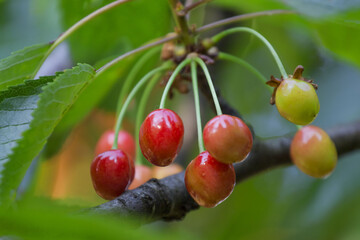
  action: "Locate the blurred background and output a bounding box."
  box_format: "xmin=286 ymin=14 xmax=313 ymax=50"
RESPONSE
xmin=1 ymin=0 xmax=360 ymax=239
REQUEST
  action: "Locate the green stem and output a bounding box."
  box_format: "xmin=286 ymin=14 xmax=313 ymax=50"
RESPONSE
xmin=33 ymin=0 xmax=132 ymax=78
xmin=212 ymin=27 xmax=288 ymax=78
xmin=159 ymin=58 xmax=192 ymax=109
xmin=191 ymin=60 xmax=205 ymax=153
xmin=218 ymin=52 xmax=272 ymax=93
xmin=193 ymin=57 xmax=222 ymax=116
xmin=112 ymin=64 xmax=171 ymax=149
xmin=116 ymin=47 xmax=161 ymax=116
xmin=135 ymin=73 xmax=163 ymax=165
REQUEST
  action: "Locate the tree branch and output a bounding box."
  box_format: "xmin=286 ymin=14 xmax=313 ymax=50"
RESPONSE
xmin=87 ymin=121 xmax=360 ymax=222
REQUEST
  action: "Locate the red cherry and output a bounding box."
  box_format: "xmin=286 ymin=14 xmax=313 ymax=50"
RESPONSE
xmin=90 ymin=149 xmax=134 ymax=200
xmin=128 ymin=164 xmax=153 ymax=190
xmin=139 ymin=109 xmax=184 ymax=166
xmin=203 ymin=114 xmax=253 ymax=164
xmin=291 ymin=125 xmax=337 ymax=178
xmin=185 ymin=151 xmax=236 ymax=208
xmin=95 ymin=130 xmax=136 ymax=161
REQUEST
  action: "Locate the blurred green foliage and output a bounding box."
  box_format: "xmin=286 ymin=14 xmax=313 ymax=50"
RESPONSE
xmin=0 ymin=0 xmax=360 ymax=239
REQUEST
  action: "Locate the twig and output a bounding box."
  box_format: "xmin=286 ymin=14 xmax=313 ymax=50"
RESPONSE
xmin=87 ymin=121 xmax=360 ymax=222
xmin=196 ymin=10 xmax=295 ymax=33
xmin=179 ymin=0 xmax=213 ymax=16
xmin=96 ymin=35 xmax=179 ymax=76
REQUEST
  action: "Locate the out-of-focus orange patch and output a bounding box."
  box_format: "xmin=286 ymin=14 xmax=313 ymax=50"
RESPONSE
xmin=152 ymin=163 xmax=183 ymax=179
xmin=35 ymin=109 xmax=134 ymax=204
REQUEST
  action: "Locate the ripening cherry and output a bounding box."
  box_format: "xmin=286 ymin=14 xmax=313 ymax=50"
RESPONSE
xmin=95 ymin=130 xmax=136 ymax=161
xmin=203 ymin=114 xmax=253 ymax=164
xmin=291 ymin=125 xmax=337 ymax=178
xmin=139 ymin=109 xmax=184 ymax=167
xmin=128 ymin=164 xmax=153 ymax=190
xmin=185 ymin=151 xmax=236 ymax=208
xmin=90 ymin=149 xmax=134 ymax=200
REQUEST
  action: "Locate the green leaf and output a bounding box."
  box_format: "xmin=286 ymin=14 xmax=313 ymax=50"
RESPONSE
xmin=59 ymin=0 xmax=171 ymax=63
xmin=0 ymin=198 xmax=192 ymax=240
xmin=55 ymin=56 xmax=134 ymax=132
xmin=0 ymin=64 xmax=95 ymax=208
xmin=0 ymin=43 xmax=51 ymax=91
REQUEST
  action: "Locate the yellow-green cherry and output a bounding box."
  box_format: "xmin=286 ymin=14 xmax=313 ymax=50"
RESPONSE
xmin=291 ymin=125 xmax=337 ymax=178
xmin=267 ymin=65 xmax=320 ymax=125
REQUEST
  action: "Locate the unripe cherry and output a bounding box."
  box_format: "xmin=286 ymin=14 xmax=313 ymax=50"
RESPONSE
xmin=203 ymin=114 xmax=253 ymax=164
xmin=90 ymin=149 xmax=134 ymax=200
xmin=185 ymin=151 xmax=236 ymax=208
xmin=95 ymin=130 xmax=136 ymax=161
xmin=139 ymin=109 xmax=184 ymax=167
xmin=275 ymin=78 xmax=320 ymax=125
xmin=291 ymin=125 xmax=337 ymax=178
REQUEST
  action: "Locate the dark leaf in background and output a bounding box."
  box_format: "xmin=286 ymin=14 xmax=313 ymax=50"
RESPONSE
xmin=59 ymin=0 xmax=171 ymax=63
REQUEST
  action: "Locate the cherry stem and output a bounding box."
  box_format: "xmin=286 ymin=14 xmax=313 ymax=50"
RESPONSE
xmin=135 ymin=73 xmax=163 ymax=165
xmin=116 ymin=47 xmax=161 ymax=116
xmin=218 ymin=52 xmax=272 ymax=93
xmin=191 ymin=60 xmax=205 ymax=153
xmin=193 ymin=57 xmax=222 ymax=116
xmin=33 ymin=0 xmax=132 ymax=78
xmin=211 ymin=27 xmax=288 ymax=78
xmin=159 ymin=58 xmax=193 ymax=109
xmin=112 ymin=63 xmax=172 ymax=149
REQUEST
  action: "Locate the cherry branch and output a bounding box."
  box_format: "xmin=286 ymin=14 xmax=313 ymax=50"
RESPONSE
xmin=87 ymin=120 xmax=360 ymax=222
xmin=196 ymin=9 xmax=295 ymax=34
xmin=179 ymin=0 xmax=213 ymax=16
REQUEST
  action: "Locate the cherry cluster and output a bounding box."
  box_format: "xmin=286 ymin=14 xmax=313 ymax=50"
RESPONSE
xmin=91 ymin=130 xmax=183 ymax=200
xmin=268 ymin=65 xmax=338 ymax=178
xmin=90 ymin=26 xmax=338 ymax=208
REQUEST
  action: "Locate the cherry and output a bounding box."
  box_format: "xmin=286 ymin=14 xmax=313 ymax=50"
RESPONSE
xmin=139 ymin=109 xmax=184 ymax=167
xmin=152 ymin=163 xmax=183 ymax=179
xmin=128 ymin=164 xmax=153 ymax=190
xmin=275 ymin=78 xmax=320 ymax=125
xmin=291 ymin=125 xmax=337 ymax=178
xmin=90 ymin=149 xmax=134 ymax=200
xmin=203 ymin=114 xmax=252 ymax=164
xmin=185 ymin=151 xmax=236 ymax=208
xmin=95 ymin=130 xmax=136 ymax=161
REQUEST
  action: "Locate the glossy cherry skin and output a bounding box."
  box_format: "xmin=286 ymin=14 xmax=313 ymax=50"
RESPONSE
xmin=291 ymin=126 xmax=337 ymax=178
xmin=152 ymin=163 xmax=183 ymax=179
xmin=275 ymin=78 xmax=320 ymax=125
xmin=128 ymin=164 xmax=153 ymax=190
xmin=185 ymin=151 xmax=236 ymax=208
xmin=139 ymin=109 xmax=184 ymax=166
xmin=203 ymin=114 xmax=253 ymax=164
xmin=90 ymin=150 xmax=134 ymax=200
xmin=95 ymin=130 xmax=136 ymax=161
